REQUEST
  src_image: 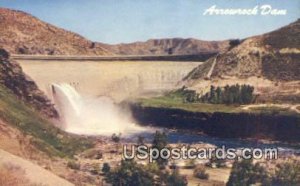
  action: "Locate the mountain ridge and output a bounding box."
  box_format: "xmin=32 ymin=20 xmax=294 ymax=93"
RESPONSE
xmin=0 ymin=7 xmax=229 ymax=56
xmin=103 ymin=38 xmax=229 ymax=55
xmin=1 ymin=7 xmax=298 ymax=58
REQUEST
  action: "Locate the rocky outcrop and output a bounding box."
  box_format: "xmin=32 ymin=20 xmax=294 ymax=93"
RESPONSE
xmin=0 ymin=49 xmax=58 ymax=118
xmin=130 ymin=104 xmax=300 ymax=142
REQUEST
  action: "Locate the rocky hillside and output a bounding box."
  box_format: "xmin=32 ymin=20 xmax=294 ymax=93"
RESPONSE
xmin=185 ymin=19 xmax=300 ymax=82
xmin=104 ymin=38 xmax=229 ymax=55
xmin=0 ymin=50 xmax=93 ymax=183
xmin=0 ymin=49 xmax=58 ymax=118
xmin=0 ymin=48 xmax=92 ymax=158
xmin=0 ymin=8 xmax=110 ymax=55
xmin=0 ymin=8 xmax=230 ymax=57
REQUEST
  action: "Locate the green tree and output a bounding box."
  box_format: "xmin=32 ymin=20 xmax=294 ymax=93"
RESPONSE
xmin=193 ymin=165 xmax=209 ymax=179
xmin=200 ymin=84 xmax=254 ymax=105
xmin=240 ymin=85 xmax=254 ymax=104
xmin=102 ymin=163 xmax=111 ymax=175
xmin=216 ymin=87 xmax=222 ymax=104
xmin=222 ymin=85 xmax=230 ymax=104
xmin=272 ymin=160 xmax=300 ymax=185
xmin=152 ymin=131 xmax=168 ymax=149
xmin=227 ymin=159 xmax=271 ymax=186
xmin=112 ymin=133 xmax=121 ymax=153
xmin=209 ymin=85 xmax=217 ymax=103
xmin=106 ymin=160 xmax=154 ymax=186
xmin=111 ymin=133 xmax=121 ymax=143
xmin=235 ymin=84 xmax=241 ymax=103
xmin=164 ymin=169 xmax=187 ymax=186
xmin=105 ymin=160 xmax=188 ymax=186
xmin=230 ymin=84 xmax=240 ymax=104
xmin=152 ymin=131 xmax=168 ymax=168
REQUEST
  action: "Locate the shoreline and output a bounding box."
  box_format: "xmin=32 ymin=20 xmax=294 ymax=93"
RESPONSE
xmin=129 ymin=103 xmax=300 ymax=143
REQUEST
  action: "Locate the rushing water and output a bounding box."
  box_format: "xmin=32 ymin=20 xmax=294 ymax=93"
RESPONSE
xmin=51 ymin=83 xmax=148 ymax=135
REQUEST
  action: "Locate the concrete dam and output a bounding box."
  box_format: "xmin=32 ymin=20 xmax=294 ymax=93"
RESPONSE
xmin=17 ymin=59 xmax=202 ymax=101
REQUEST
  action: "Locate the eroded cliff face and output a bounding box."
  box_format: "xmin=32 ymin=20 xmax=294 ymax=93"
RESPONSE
xmin=0 ymin=49 xmax=58 ymax=118
xmin=130 ymin=104 xmax=300 ymax=142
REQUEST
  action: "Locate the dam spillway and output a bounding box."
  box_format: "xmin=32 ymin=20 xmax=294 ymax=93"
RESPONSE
xmin=51 ymin=83 xmax=146 ymax=135
xmin=17 ymin=60 xmax=202 ymax=101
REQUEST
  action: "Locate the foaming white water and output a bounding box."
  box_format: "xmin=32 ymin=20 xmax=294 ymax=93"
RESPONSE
xmin=51 ymin=83 xmax=147 ymax=136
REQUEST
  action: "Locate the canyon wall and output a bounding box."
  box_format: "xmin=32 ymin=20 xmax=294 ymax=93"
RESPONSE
xmin=0 ymin=49 xmax=58 ymax=118
xmin=130 ymin=104 xmax=300 ymax=142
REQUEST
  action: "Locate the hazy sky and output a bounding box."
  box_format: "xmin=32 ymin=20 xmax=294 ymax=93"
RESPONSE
xmin=1 ymin=0 xmax=299 ymax=44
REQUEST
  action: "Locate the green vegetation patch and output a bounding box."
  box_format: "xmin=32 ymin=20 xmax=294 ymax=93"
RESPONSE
xmin=227 ymin=159 xmax=300 ymax=186
xmin=136 ymin=86 xmax=299 ymax=116
xmin=138 ymin=96 xmax=240 ymax=113
xmin=169 ymin=85 xmax=255 ymax=105
xmin=0 ymin=85 xmax=93 ymax=158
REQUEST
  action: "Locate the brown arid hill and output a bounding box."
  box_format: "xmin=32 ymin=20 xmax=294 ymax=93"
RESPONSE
xmin=103 ymin=38 xmax=229 ymax=55
xmin=0 ymin=7 xmax=229 ymax=56
xmin=0 ymin=49 xmax=58 ymax=118
xmin=183 ymin=19 xmax=300 ymax=103
xmin=0 ymin=8 xmax=111 ymax=55
xmin=185 ymin=19 xmax=300 ymax=81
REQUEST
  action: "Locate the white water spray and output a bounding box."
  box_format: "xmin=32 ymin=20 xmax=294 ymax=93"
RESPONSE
xmin=51 ymin=83 xmax=146 ymax=136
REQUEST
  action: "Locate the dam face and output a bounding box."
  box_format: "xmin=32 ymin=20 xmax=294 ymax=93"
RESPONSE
xmin=17 ymin=60 xmax=202 ymax=101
